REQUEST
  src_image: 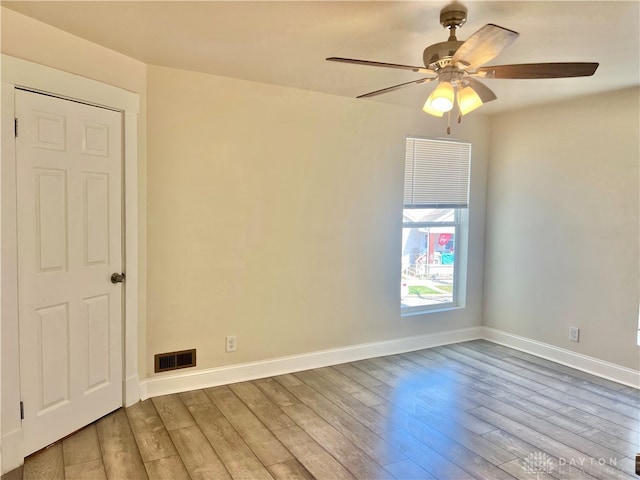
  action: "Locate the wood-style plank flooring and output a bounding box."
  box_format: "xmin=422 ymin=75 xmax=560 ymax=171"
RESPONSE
xmin=4 ymin=340 xmax=639 ymax=479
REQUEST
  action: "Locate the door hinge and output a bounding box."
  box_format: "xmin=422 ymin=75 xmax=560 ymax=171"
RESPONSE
xmin=20 ymin=401 xmax=24 ymax=420
xmin=14 ymin=118 xmax=18 ymax=137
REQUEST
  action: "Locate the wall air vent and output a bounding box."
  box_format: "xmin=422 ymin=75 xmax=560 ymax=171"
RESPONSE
xmin=154 ymin=349 xmax=196 ymax=373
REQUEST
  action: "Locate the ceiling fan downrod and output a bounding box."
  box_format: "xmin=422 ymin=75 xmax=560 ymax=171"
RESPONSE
xmin=423 ymin=4 xmax=468 ymax=70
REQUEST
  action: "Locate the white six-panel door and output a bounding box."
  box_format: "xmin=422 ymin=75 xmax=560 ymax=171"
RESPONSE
xmin=15 ymin=89 xmax=123 ymax=455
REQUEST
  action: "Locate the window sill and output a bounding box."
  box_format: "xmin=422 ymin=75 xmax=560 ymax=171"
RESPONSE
xmin=401 ymin=305 xmax=464 ymax=318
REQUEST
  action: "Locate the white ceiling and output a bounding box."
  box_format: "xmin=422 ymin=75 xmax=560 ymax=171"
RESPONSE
xmin=4 ymin=1 xmax=639 ymax=114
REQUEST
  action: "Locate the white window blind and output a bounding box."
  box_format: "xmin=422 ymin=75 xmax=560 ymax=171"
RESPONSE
xmin=404 ymin=137 xmax=471 ymax=208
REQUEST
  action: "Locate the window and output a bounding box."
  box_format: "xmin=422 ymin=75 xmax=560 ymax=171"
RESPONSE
xmin=401 ymin=137 xmax=471 ymax=314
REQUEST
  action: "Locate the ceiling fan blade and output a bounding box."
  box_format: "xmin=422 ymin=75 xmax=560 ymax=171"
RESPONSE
xmin=327 ymin=57 xmax=435 ymax=75
xmin=357 ymin=77 xmax=435 ymax=98
xmin=464 ymin=77 xmax=497 ymax=103
xmin=475 ymin=62 xmax=599 ymax=79
xmin=452 ymin=24 xmax=519 ymax=70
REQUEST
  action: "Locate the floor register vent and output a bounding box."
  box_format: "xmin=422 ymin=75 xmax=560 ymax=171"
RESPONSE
xmin=154 ymin=349 xmax=196 ymax=373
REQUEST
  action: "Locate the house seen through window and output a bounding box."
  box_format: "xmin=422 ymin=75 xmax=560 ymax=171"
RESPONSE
xmin=401 ymin=137 xmax=471 ymax=314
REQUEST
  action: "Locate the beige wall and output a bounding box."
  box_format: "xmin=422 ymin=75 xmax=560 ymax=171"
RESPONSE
xmin=146 ymin=65 xmax=489 ymax=376
xmin=3 ymin=4 xmax=637 ymax=381
xmin=1 ymin=6 xmax=490 ymax=384
xmin=484 ymin=87 xmax=640 ymax=369
xmin=1 ymin=7 xmax=149 ymax=376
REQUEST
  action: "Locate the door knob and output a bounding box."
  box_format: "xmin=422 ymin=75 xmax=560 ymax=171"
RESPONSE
xmin=111 ymin=272 xmax=126 ymax=284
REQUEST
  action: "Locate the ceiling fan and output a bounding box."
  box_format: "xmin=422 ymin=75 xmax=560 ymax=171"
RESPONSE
xmin=327 ymin=2 xmax=599 ymax=133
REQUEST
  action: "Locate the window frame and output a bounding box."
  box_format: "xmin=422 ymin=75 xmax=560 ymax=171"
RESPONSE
xmin=401 ymin=136 xmax=470 ymax=316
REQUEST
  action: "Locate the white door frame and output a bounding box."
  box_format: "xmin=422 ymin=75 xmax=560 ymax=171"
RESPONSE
xmin=1 ymin=54 xmax=140 ymax=473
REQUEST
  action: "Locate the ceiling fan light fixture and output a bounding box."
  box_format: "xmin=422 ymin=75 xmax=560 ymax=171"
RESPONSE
xmin=457 ymin=85 xmax=483 ymax=115
xmin=423 ymin=98 xmax=445 ymax=117
xmin=427 ymin=81 xmax=455 ymax=112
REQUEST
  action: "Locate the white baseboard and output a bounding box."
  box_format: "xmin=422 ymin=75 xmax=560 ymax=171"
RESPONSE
xmin=1 ymin=428 xmax=24 ymax=475
xmin=139 ymin=326 xmax=484 ymax=399
xmin=137 ymin=325 xmax=639 ymax=401
xmin=482 ymin=327 xmax=640 ymax=389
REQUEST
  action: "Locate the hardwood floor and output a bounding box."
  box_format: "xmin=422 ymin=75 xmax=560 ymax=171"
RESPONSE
xmin=4 ymin=340 xmax=639 ymax=479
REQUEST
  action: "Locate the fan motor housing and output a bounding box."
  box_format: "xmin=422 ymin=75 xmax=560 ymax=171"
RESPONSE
xmin=423 ymin=40 xmax=464 ymax=70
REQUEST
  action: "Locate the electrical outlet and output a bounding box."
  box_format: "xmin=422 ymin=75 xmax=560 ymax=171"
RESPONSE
xmin=569 ymin=326 xmax=580 ymax=343
xmin=225 ymin=335 xmax=237 ymax=352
